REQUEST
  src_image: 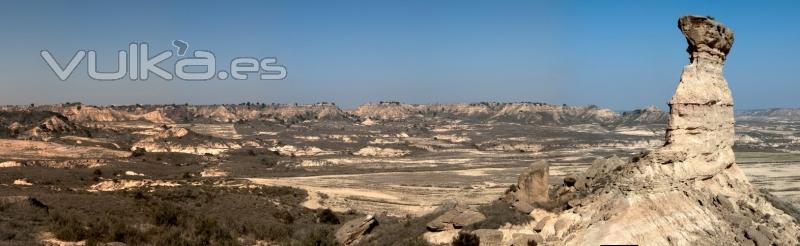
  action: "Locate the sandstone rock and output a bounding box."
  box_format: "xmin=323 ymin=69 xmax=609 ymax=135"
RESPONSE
xmin=532 ymin=216 xmax=551 ymax=232
xmin=423 ymin=229 xmax=460 ymax=245
xmin=678 ymin=15 xmax=734 ymax=62
xmin=352 ymin=146 xmax=410 ymax=157
xmin=200 ymin=168 xmax=228 ymax=177
xmin=124 ymin=170 xmax=145 ymax=176
xmin=515 ymin=160 xmax=549 ymax=205
xmin=745 ymin=227 xmax=769 ymax=246
xmin=427 ymin=205 xmax=486 ymax=231
xmin=0 ymin=161 xmax=22 ymax=168
xmin=13 ymin=179 xmax=32 ymax=186
xmin=471 ymin=229 xmax=503 ymax=246
xmin=270 ymin=145 xmax=334 ymax=157
xmin=335 ymin=214 xmax=378 ymax=246
xmin=88 ymin=179 xmax=179 ymax=192
xmin=511 ymin=200 xmax=534 ymax=214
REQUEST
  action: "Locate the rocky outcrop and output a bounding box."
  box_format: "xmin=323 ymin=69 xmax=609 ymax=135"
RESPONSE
xmin=56 ymin=105 xmax=173 ymax=124
xmin=426 ymin=204 xmax=486 ymax=232
xmin=619 ymin=106 xmax=668 ymax=124
xmin=352 ymin=146 xmax=410 ymax=157
xmin=88 ymin=179 xmax=179 ymax=192
xmin=0 ymin=139 xmax=130 ymax=160
xmin=335 ymin=215 xmax=378 ymax=246
xmin=131 ymin=126 xmax=247 ymax=155
xmin=507 ymin=16 xmax=800 ymax=245
xmin=270 ymin=145 xmax=335 ymax=157
xmin=512 ymin=161 xmax=549 ymax=210
xmin=0 ymin=161 xmax=22 ymax=168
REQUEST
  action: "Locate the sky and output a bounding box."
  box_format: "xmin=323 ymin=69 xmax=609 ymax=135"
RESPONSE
xmin=0 ymin=1 xmax=798 ymax=110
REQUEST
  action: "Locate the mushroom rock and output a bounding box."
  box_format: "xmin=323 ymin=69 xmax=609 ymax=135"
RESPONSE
xmin=528 ymin=16 xmax=800 ymax=246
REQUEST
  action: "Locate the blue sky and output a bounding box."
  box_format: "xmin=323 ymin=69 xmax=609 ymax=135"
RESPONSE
xmin=0 ymin=1 xmax=797 ymax=110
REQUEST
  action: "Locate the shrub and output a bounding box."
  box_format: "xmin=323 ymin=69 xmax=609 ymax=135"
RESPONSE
xmin=297 ymin=225 xmax=337 ymax=246
xmin=272 ymin=210 xmax=294 ymax=224
xmin=452 ymin=231 xmax=479 ymax=246
xmin=151 ymin=227 xmax=186 ymax=246
xmin=85 ymin=216 xmax=145 ymax=245
xmin=152 ymin=203 xmax=183 ymax=226
xmin=249 ymin=220 xmax=291 ymax=241
xmin=316 ymin=208 xmax=339 ymax=224
xmin=188 ymin=216 xmax=235 ymax=245
xmin=50 ymin=212 xmax=87 ymax=241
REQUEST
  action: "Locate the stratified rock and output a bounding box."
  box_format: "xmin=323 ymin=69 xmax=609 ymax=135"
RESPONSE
xmin=426 ymin=205 xmax=486 ymax=232
xmin=335 ymin=214 xmax=378 ymax=246
xmin=654 ymin=15 xmax=737 ymax=180
xmin=515 ymin=161 xmax=549 ymax=205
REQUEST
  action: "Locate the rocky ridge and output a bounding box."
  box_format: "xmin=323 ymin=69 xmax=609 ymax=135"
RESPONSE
xmin=3 ymin=102 xmax=665 ymax=126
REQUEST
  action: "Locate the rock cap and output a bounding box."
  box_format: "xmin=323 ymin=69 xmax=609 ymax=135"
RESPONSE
xmin=678 ymin=15 xmax=734 ymax=62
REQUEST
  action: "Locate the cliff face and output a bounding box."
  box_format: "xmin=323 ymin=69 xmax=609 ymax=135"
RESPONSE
xmin=511 ymin=16 xmax=800 ymax=246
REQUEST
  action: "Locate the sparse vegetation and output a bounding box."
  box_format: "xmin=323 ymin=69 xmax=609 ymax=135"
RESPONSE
xmin=0 ymin=184 xmax=350 ymax=245
xmin=450 ymin=200 xmax=530 ymax=230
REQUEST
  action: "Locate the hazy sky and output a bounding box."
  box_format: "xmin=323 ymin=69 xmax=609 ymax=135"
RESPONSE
xmin=0 ymin=1 xmax=798 ymax=110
